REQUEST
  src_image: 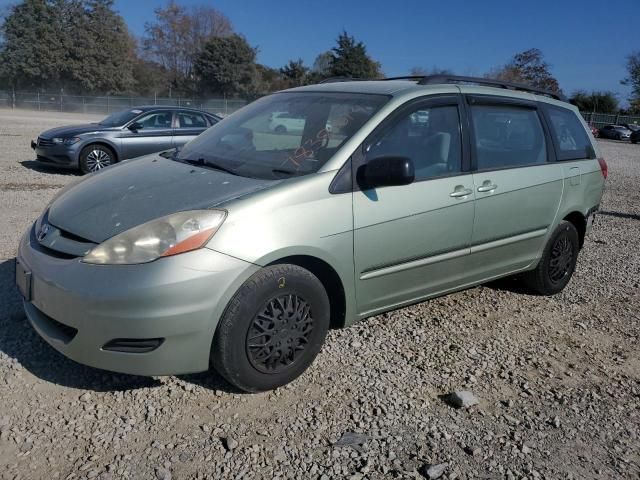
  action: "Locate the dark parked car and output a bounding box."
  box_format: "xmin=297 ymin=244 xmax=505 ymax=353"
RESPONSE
xmin=620 ymin=123 xmax=640 ymax=133
xmin=631 ymin=129 xmax=640 ymax=144
xmin=31 ymin=106 xmax=220 ymax=173
xmin=598 ymin=124 xmax=631 ymax=141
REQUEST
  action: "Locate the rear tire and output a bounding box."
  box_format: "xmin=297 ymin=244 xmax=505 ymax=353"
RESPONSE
xmin=212 ymin=264 xmax=330 ymax=392
xmin=79 ymin=144 xmax=115 ymax=174
xmin=274 ymin=125 xmax=287 ymax=134
xmin=524 ymin=221 xmax=579 ymax=295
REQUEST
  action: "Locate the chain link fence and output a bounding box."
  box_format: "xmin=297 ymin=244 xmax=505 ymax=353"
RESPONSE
xmin=0 ymin=90 xmax=247 ymax=117
xmin=2 ymin=91 xmax=639 ymax=130
xmin=580 ymin=112 xmax=640 ymax=129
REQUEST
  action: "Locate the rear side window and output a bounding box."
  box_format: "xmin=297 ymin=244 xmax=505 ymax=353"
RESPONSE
xmin=471 ymin=105 xmax=547 ymax=170
xmin=546 ymin=106 xmax=593 ymax=161
xmin=178 ymin=112 xmax=207 ymax=128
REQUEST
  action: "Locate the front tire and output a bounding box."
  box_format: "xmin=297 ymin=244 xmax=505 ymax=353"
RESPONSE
xmin=524 ymin=221 xmax=579 ymax=295
xmin=79 ymin=144 xmax=115 ymax=174
xmin=212 ymin=264 xmax=330 ymax=392
xmin=274 ymin=125 xmax=287 ymax=134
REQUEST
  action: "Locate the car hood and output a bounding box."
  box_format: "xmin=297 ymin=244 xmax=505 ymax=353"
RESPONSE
xmin=48 ymin=155 xmax=277 ymax=243
xmin=39 ymin=123 xmax=118 ymax=138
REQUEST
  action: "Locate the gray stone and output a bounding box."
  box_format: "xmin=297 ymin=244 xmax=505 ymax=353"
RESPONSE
xmin=155 ymin=467 xmax=171 ymax=480
xmin=419 ymin=462 xmax=448 ymax=479
xmin=447 ymin=390 xmax=480 ymax=408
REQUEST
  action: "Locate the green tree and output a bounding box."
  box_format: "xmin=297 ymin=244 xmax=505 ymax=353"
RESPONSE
xmin=0 ymin=0 xmax=65 ymax=91
xmin=194 ymin=34 xmax=257 ymax=96
xmin=63 ymin=0 xmax=135 ymax=93
xmin=569 ymin=90 xmax=619 ymax=113
xmin=0 ymin=0 xmax=135 ymax=94
xmin=487 ymin=48 xmax=562 ymax=95
xmin=623 ymin=51 xmax=640 ymax=113
xmin=280 ymin=58 xmax=308 ymax=86
xmin=132 ymin=56 xmax=170 ymax=96
xmin=329 ymin=31 xmax=382 ymax=79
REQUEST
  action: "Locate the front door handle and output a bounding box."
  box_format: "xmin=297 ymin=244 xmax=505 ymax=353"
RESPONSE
xmin=477 ymin=181 xmax=498 ymax=193
xmin=449 ymin=187 xmax=473 ymax=198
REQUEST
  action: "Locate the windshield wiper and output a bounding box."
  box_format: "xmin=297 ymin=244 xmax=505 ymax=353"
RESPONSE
xmin=272 ymin=168 xmax=298 ymax=177
xmin=179 ymin=157 xmax=237 ymax=176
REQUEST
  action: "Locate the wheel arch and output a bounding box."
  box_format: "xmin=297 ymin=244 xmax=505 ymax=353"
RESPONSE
xmin=79 ymin=140 xmax=119 ymax=163
xmin=267 ymin=254 xmax=347 ymax=330
xmin=563 ymin=211 xmax=586 ymax=248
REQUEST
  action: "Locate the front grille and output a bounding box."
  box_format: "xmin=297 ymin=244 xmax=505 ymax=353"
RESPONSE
xmin=37 ymin=137 xmax=56 ymax=147
xmin=31 ymin=218 xmax=96 ymax=259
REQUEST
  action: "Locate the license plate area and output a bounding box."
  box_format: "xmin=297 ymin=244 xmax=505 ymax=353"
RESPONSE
xmin=15 ymin=259 xmax=32 ymax=302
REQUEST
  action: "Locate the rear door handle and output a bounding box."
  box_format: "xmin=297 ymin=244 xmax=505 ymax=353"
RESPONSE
xmin=449 ymin=187 xmax=473 ymax=198
xmin=477 ymin=181 xmax=498 ymax=193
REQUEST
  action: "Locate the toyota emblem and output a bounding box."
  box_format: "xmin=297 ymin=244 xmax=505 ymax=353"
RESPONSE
xmin=37 ymin=223 xmax=50 ymax=241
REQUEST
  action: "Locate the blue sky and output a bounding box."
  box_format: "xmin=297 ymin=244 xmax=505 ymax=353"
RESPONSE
xmin=2 ymin=0 xmax=638 ymax=103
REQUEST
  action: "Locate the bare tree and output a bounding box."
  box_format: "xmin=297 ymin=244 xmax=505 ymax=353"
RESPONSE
xmin=143 ymin=1 xmax=233 ymax=91
xmin=487 ymin=48 xmax=562 ymax=94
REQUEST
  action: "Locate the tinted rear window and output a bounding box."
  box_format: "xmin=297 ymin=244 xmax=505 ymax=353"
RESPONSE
xmin=546 ymin=106 xmax=594 ymax=161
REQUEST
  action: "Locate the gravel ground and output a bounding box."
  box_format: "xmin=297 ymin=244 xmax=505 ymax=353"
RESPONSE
xmin=0 ymin=108 xmax=638 ymax=480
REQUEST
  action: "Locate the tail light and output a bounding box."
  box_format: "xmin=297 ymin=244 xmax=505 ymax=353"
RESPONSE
xmin=597 ymin=158 xmax=608 ymax=179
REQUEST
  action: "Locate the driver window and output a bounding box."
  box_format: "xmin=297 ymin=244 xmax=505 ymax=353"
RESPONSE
xmin=366 ymin=104 xmax=462 ymax=181
xmin=136 ymin=111 xmax=174 ymax=130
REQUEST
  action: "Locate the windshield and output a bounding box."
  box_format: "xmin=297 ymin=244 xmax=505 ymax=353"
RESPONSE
xmin=176 ymin=92 xmax=388 ymax=180
xmin=99 ymin=109 xmax=144 ymax=127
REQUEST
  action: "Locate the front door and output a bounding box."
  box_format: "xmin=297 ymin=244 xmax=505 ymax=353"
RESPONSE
xmin=464 ymin=97 xmax=563 ymax=281
xmin=353 ymin=95 xmax=476 ymax=316
xmin=119 ymin=110 xmax=175 ymax=160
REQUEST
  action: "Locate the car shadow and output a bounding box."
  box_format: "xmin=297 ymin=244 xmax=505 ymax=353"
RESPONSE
xmin=599 ymin=210 xmax=640 ymax=221
xmin=0 ymin=258 xmax=160 ymax=392
xmin=0 ymin=258 xmax=243 ymax=394
xmin=177 ymin=371 xmax=244 ymax=394
xmin=484 ymin=275 xmax=539 ymax=295
xmin=19 ymin=159 xmax=81 ymax=176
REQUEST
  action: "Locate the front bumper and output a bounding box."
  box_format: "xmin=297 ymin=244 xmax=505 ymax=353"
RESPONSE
xmin=31 ymin=140 xmax=80 ymax=167
xmin=17 ymin=228 xmax=259 ymax=376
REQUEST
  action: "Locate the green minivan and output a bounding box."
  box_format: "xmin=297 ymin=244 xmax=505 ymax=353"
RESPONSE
xmin=17 ymin=76 xmax=606 ymax=391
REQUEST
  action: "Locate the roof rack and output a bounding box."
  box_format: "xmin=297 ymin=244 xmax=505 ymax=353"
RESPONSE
xmin=416 ymin=75 xmax=565 ymax=101
xmin=317 ymin=75 xmax=565 ymax=101
xmin=319 ymin=76 xmax=364 ymax=84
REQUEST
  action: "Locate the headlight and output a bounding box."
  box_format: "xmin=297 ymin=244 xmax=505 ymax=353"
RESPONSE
xmin=52 ymin=137 xmax=80 ymax=145
xmin=82 ymin=210 xmax=227 ymax=265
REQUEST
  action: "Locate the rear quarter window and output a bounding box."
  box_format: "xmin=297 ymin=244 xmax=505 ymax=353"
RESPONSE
xmin=546 ymin=106 xmax=594 ymax=161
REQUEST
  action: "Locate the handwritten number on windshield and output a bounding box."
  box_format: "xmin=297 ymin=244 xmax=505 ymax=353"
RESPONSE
xmin=285 ymin=111 xmax=355 ymax=168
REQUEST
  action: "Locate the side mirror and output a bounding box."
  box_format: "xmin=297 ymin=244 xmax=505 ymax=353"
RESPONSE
xmin=128 ymin=122 xmax=143 ymax=132
xmin=357 ymin=156 xmax=415 ymax=189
